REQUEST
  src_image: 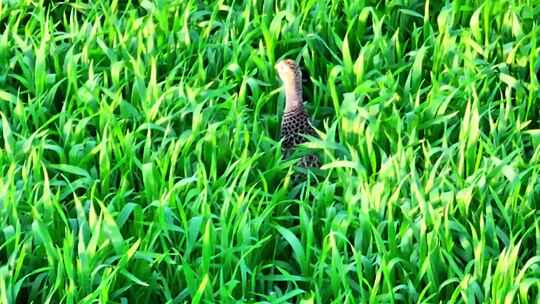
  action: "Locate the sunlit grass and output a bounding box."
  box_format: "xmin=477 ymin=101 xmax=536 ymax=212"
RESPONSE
xmin=1 ymin=0 xmax=540 ymax=303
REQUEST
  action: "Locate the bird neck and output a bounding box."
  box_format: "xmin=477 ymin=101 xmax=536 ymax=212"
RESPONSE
xmin=284 ymin=81 xmax=303 ymax=113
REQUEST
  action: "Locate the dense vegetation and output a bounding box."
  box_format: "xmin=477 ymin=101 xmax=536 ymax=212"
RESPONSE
xmin=1 ymin=0 xmax=540 ymax=303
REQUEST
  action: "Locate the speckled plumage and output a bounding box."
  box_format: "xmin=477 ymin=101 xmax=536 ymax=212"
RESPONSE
xmin=275 ymin=59 xmax=320 ymax=171
xmin=280 ymin=108 xmax=320 ymax=168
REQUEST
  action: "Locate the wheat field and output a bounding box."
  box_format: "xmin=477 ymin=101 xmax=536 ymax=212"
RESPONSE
xmin=1 ymin=0 xmax=540 ymax=303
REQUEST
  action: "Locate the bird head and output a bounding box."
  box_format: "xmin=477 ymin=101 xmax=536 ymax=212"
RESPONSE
xmin=275 ymin=59 xmax=302 ymax=85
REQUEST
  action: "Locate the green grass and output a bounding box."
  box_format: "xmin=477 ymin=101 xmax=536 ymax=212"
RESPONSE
xmin=1 ymin=0 xmax=540 ymax=303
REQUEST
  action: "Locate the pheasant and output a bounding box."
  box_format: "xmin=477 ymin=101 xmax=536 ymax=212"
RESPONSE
xmin=275 ymin=59 xmax=320 ymax=173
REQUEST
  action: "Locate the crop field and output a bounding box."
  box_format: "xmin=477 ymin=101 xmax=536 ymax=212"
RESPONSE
xmin=1 ymin=0 xmax=540 ymax=303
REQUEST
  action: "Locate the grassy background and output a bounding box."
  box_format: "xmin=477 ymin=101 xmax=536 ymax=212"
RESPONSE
xmin=1 ymin=0 xmax=540 ymax=303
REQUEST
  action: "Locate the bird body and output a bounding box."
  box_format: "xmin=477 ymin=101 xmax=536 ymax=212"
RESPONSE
xmin=275 ymin=59 xmax=320 ymax=169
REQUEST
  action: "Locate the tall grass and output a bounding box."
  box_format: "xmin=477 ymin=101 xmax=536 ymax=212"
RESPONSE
xmin=0 ymin=0 xmax=539 ymax=303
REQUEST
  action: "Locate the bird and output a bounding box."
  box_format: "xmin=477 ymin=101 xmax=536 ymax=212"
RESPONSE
xmin=275 ymin=59 xmax=320 ymax=175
